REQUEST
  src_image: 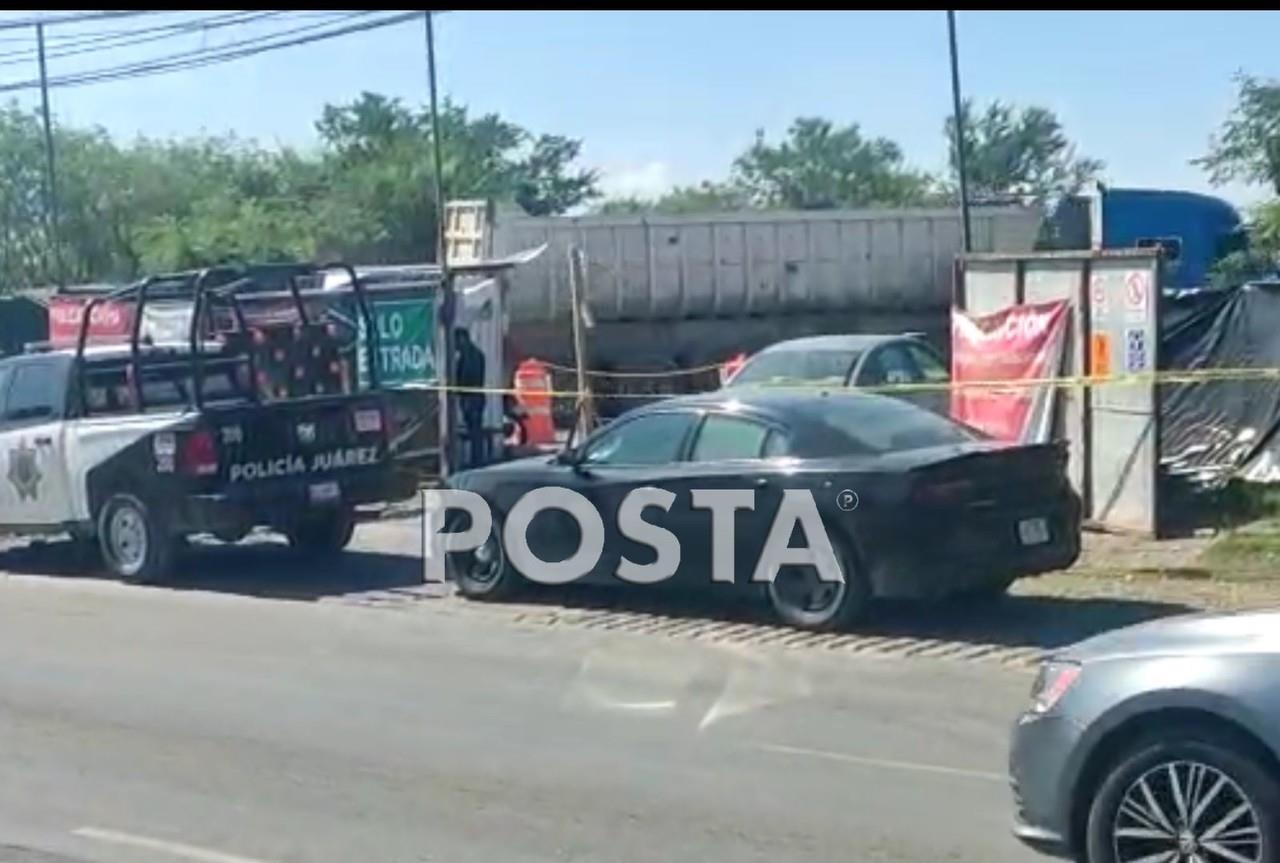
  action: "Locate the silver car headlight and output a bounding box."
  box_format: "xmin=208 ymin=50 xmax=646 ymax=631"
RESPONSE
xmin=1029 ymin=660 xmax=1081 ymax=714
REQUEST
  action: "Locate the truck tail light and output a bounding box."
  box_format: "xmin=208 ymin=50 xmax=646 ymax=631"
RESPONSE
xmin=179 ymin=429 xmax=219 ymax=477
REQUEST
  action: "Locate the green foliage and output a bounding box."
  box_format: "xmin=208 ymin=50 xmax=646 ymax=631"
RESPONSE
xmin=1198 ymin=75 xmax=1280 ymax=285
xmin=945 ymin=99 xmax=1103 ymax=203
xmin=594 ymin=181 xmax=747 ymax=216
xmin=0 ymin=91 xmax=598 ymax=291
xmin=732 ymin=117 xmax=935 ymax=209
xmin=1196 ymin=73 xmax=1280 ymax=196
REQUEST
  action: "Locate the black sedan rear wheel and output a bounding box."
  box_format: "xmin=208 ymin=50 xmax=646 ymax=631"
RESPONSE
xmin=765 ymin=535 xmax=868 ymax=631
xmin=1086 ymin=725 xmax=1280 ymax=863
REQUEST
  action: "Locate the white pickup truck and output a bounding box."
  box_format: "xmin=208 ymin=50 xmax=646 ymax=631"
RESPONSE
xmin=0 ymin=265 xmax=416 ymax=582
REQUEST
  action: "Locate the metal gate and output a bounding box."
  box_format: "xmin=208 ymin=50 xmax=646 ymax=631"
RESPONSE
xmin=957 ymin=249 xmax=1163 ymax=536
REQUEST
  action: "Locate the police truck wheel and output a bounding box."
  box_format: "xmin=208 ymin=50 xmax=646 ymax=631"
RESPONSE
xmin=286 ymin=508 xmax=356 ymax=555
xmin=97 ymin=493 xmax=174 ymax=584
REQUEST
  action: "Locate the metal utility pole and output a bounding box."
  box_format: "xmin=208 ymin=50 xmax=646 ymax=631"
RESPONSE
xmin=947 ymin=10 xmax=973 ymax=254
xmin=36 ymin=21 xmax=64 ymax=286
xmin=424 ymin=9 xmax=455 ymax=477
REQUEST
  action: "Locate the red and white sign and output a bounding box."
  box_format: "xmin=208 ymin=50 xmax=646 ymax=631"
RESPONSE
xmin=47 ymin=296 xmax=136 ymax=346
xmin=1124 ymin=271 xmax=1149 ymax=313
xmin=950 ymin=299 xmax=1070 ymax=444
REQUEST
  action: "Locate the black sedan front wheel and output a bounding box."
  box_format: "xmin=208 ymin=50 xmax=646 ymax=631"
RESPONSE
xmin=765 ymin=536 xmax=869 ymax=631
xmin=1086 ymin=725 xmax=1280 ymax=863
xmin=449 ymin=515 xmax=522 ymax=601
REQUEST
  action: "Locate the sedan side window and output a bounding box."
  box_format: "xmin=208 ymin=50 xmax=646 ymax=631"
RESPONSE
xmin=905 ymin=343 xmax=949 ymax=383
xmin=859 ymin=344 xmax=920 ymax=387
xmin=580 ymin=412 xmax=696 ymax=466
xmin=690 ymin=414 xmax=772 ymax=462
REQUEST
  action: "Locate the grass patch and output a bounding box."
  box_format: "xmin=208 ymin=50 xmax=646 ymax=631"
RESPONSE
xmin=1199 ymin=519 xmax=1280 ymax=581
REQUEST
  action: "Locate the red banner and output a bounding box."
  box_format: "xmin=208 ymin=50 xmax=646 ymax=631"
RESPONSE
xmin=47 ymin=296 xmax=135 ymax=346
xmin=950 ymin=300 xmax=1070 ymax=444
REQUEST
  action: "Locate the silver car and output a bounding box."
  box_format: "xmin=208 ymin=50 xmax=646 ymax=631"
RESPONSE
xmin=1010 ymin=610 xmax=1280 ymax=863
xmin=722 ymin=333 xmax=951 ymax=417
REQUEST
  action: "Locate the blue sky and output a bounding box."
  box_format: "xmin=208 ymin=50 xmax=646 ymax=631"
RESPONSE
xmin=3 ymin=11 xmax=1277 ymax=208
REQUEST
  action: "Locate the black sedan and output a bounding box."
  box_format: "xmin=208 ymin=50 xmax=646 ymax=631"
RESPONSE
xmin=444 ymin=388 xmax=1082 ymax=630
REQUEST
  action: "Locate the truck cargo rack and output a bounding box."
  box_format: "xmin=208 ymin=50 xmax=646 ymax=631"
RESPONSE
xmin=72 ymin=262 xmax=381 ymax=416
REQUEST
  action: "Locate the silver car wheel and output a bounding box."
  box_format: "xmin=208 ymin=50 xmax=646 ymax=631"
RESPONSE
xmin=1113 ymin=760 xmax=1262 ymax=863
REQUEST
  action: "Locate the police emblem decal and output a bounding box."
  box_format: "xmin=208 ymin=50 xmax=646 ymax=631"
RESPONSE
xmin=7 ymin=440 xmax=41 ymax=502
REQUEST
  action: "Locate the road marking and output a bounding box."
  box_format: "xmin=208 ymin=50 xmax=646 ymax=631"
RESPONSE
xmin=72 ymin=827 xmax=277 ymax=863
xmin=755 ymin=742 xmax=1005 ymax=783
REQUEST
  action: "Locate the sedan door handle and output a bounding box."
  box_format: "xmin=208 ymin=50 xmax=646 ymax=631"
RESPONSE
xmin=754 ymin=477 xmax=770 ymax=487
xmin=34 ymin=436 xmax=53 ymax=446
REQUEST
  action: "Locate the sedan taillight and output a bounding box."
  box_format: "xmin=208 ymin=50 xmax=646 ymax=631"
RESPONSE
xmin=911 ymin=477 xmax=975 ymax=505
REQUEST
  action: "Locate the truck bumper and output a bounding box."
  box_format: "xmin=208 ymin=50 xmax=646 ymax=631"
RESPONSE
xmin=176 ymin=468 xmax=418 ymax=535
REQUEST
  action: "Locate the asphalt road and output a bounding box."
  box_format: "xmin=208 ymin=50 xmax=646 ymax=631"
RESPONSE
xmin=0 ymin=524 xmax=1050 ymax=863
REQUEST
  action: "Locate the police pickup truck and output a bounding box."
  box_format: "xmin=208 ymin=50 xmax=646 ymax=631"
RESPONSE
xmin=0 ymin=264 xmax=416 ymax=582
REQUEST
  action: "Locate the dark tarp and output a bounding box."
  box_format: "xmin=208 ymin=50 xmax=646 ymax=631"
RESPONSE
xmin=1159 ymin=281 xmax=1280 ymax=486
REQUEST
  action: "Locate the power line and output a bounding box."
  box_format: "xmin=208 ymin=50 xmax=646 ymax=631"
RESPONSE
xmin=0 ymin=12 xmax=417 ymax=95
xmin=0 ymin=11 xmax=154 ymax=34
xmin=0 ymin=11 xmax=290 ymax=67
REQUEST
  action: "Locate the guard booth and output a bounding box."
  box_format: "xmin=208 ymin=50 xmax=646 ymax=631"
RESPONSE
xmin=955 ymin=249 xmax=1163 ymax=536
xmin=318 ymin=263 xmax=517 ymax=479
xmin=0 ymin=293 xmax=49 ymax=357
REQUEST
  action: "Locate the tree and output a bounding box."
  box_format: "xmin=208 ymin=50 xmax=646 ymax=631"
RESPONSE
xmin=1194 ymin=73 xmax=1280 ymax=284
xmin=593 ymin=181 xmax=747 ymax=216
xmin=945 ymin=100 xmax=1103 ymax=203
xmin=731 ymin=117 xmax=934 ymax=209
xmin=1196 ymin=73 xmax=1280 ymax=196
xmin=652 ymin=181 xmax=748 ymax=214
xmin=0 ymin=91 xmax=602 ymax=288
xmin=511 ymin=134 xmax=599 ymax=216
xmin=314 ymin=92 xmax=598 ymax=261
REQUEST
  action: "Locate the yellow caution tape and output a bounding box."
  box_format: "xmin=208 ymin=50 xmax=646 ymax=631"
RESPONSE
xmin=408 ymin=365 xmax=1280 ymax=400
xmin=540 ymin=360 xmax=727 ymax=378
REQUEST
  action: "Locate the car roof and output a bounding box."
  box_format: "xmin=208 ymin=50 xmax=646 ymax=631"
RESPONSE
xmin=632 ymin=387 xmax=916 ymax=423
xmin=753 ymin=334 xmax=919 ymax=353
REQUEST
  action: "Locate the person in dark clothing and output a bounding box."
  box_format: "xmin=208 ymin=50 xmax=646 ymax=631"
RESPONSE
xmin=454 ymin=327 xmax=488 ymax=467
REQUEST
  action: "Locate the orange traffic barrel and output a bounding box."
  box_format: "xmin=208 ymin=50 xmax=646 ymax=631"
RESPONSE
xmin=514 ymin=358 xmax=556 ymax=445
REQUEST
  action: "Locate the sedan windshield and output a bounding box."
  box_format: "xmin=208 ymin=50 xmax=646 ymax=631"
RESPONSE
xmin=728 ymin=349 xmax=861 ymax=388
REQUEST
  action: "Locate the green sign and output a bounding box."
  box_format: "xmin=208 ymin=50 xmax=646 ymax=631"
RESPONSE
xmin=358 ymin=298 xmax=436 ymax=387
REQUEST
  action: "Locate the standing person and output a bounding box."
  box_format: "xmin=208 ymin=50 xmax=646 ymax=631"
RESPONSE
xmin=454 ymin=327 xmax=488 ymax=467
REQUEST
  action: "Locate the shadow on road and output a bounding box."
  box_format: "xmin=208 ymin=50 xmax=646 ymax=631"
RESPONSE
xmin=0 ymin=535 xmax=424 ymax=603
xmin=0 ymin=536 xmax=1196 ymax=651
xmin=504 ymin=581 xmax=1197 ymax=652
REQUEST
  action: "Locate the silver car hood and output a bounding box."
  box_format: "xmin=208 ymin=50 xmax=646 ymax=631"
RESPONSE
xmin=1061 ymin=608 xmax=1280 ymax=663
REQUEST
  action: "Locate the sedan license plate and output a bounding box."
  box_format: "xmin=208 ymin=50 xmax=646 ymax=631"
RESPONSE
xmin=309 ymin=481 xmax=341 ymax=505
xmin=1017 ymin=517 xmax=1050 ymax=546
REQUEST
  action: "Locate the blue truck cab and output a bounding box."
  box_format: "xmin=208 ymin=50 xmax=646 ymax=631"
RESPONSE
xmin=1044 ymin=184 xmax=1245 ymax=290
xmin=1091 ymin=186 xmax=1243 ymax=289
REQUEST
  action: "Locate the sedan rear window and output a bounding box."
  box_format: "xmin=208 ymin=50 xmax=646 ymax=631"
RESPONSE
xmin=728 ymin=349 xmax=861 ymax=388
xmin=803 ymin=396 xmax=981 ymax=456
